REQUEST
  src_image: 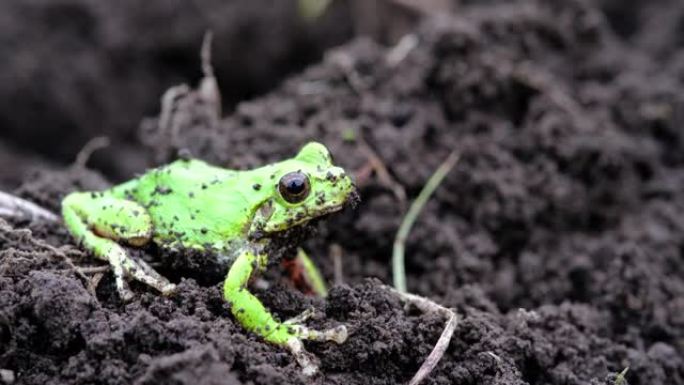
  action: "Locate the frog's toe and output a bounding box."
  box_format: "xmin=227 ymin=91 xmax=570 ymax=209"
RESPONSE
xmin=301 ymin=361 xmax=318 ymax=377
xmin=125 ymin=257 xmax=175 ymax=295
xmin=111 ymin=264 xmax=135 ymax=301
xmin=286 ymin=338 xmax=319 ymax=377
xmin=297 ymin=323 xmax=348 ymax=344
xmin=120 ymin=290 xmax=135 ymax=302
xmin=284 ymin=307 xmax=316 ymax=325
xmin=160 ymin=282 xmax=177 ymax=296
xmin=116 ymin=280 xmax=136 ymax=302
xmin=325 ymin=325 xmax=348 ymax=344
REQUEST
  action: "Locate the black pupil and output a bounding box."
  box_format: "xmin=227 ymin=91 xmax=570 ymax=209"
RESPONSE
xmin=279 ymin=172 xmax=310 ymax=203
xmin=287 ymin=177 xmax=305 ymax=194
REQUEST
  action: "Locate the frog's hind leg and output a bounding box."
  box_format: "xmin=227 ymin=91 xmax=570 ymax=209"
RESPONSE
xmin=61 ymin=192 xmax=176 ymax=300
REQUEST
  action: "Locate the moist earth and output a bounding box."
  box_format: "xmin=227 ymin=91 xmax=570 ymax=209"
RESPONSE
xmin=0 ymin=0 xmax=352 ymax=181
xmin=2 ymin=0 xmax=684 ymax=384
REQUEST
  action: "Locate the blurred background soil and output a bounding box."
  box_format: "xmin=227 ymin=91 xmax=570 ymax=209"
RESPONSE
xmin=2 ymin=0 xmax=684 ymax=384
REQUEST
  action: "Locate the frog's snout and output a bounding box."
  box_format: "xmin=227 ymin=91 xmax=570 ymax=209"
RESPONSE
xmin=332 ymin=168 xmax=359 ymax=209
xmin=345 ymin=186 xmax=361 ymax=209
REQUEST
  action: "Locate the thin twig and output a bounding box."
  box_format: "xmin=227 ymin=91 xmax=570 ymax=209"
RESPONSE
xmin=384 ymin=286 xmax=458 ymax=385
xmin=26 ymin=233 xmax=96 ymax=296
xmin=512 ymin=65 xmax=592 ymax=130
xmin=157 ymin=32 xmax=221 ymax=153
xmin=74 ymin=136 xmax=110 ymax=169
xmin=158 ymin=84 xmax=190 ymax=149
xmin=0 ymin=219 xmax=97 ymax=296
xmin=330 ymin=243 xmax=344 ymax=285
xmin=72 ymin=265 xmax=110 ymax=274
xmin=0 ymin=181 xmax=97 ymax=290
xmin=386 ymin=34 xmax=419 ymax=68
xmin=358 ymin=137 xmax=407 ymax=211
xmin=201 ymin=31 xmax=214 ymax=79
xmin=387 ymin=0 xmax=453 ymax=16
xmin=298 ymin=0 xmax=333 ymax=21
xmin=393 ymin=151 xmax=459 ymax=292
xmin=0 ymin=191 xmax=60 ymax=222
xmin=199 ymin=30 xmax=221 ymax=117
xmin=387 ymin=150 xmax=461 ymax=383
xmin=485 ymin=351 xmax=502 ymax=364
xmin=327 ymin=50 xmax=367 ymax=94
xmin=614 ymin=367 xmax=629 ymax=385
xmin=352 ymin=161 xmax=375 ymax=186
xmin=90 ymin=272 xmax=105 ymax=292
xmin=410 ymin=312 xmax=457 ymax=385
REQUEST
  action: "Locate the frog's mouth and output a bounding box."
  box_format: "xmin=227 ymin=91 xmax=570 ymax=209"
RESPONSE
xmin=301 ymin=186 xmax=360 ymax=220
xmin=248 ymin=188 xmax=359 ymax=240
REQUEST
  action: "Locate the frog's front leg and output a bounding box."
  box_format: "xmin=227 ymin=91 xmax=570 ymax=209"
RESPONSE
xmin=62 ymin=192 xmax=176 ymax=300
xmin=224 ymin=247 xmax=347 ymax=376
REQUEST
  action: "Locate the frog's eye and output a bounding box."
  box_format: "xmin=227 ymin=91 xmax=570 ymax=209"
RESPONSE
xmin=278 ymin=172 xmax=311 ymax=203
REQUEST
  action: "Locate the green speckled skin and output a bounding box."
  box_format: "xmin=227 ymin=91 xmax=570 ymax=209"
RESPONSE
xmin=61 ymin=142 xmax=354 ymax=373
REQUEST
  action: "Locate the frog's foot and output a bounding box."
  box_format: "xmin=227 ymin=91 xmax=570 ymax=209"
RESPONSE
xmin=280 ymin=325 xmax=348 ymax=376
xmin=81 ymin=234 xmax=176 ymax=301
xmin=119 ymin=254 xmax=177 ymax=297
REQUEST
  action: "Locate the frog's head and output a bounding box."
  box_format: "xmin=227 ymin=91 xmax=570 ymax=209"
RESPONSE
xmin=249 ymin=142 xmax=357 ymax=238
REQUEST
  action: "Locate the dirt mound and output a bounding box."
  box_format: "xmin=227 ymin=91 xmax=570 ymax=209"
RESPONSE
xmin=0 ymin=0 xmax=352 ymax=180
xmin=2 ymin=0 xmax=684 ymax=384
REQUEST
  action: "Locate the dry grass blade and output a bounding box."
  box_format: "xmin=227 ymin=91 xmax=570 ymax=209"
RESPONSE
xmin=614 ymin=367 xmax=629 ymax=385
xmin=0 ymin=190 xmax=60 ymax=222
xmin=201 ymin=31 xmax=215 ymax=78
xmin=330 ymin=243 xmax=344 ymax=285
xmin=393 ymin=150 xmax=459 ymax=292
xmin=74 ymin=265 xmax=110 ymax=274
xmin=74 ymin=136 xmax=110 ymax=169
xmin=386 ymin=34 xmax=418 ymax=68
xmin=298 ymin=0 xmax=333 ymax=21
xmin=388 ymin=150 xmax=460 ymax=383
xmin=385 ymin=286 xmax=458 ymax=385
xmin=409 ymin=312 xmax=457 ymax=385
xmin=358 ymin=137 xmax=407 ymax=210
xmin=199 ymin=30 xmax=221 ymax=117
xmin=0 ymin=218 xmax=97 ymax=295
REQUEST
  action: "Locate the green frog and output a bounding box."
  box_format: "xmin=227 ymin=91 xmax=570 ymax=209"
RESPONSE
xmin=61 ymin=142 xmax=356 ymax=375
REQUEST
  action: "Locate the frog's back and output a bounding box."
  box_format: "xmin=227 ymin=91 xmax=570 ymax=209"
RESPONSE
xmin=108 ymin=159 xmax=256 ymax=252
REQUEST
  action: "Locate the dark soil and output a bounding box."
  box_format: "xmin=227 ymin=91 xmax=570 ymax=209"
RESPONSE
xmin=2 ymin=0 xmax=684 ymax=384
xmin=0 ymin=0 xmax=352 ymax=181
